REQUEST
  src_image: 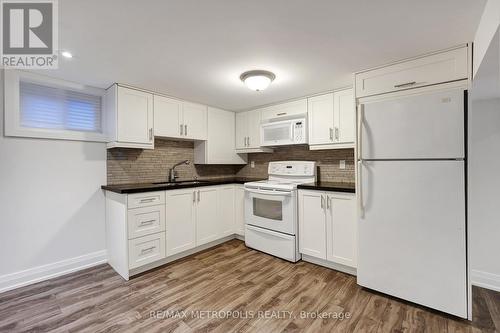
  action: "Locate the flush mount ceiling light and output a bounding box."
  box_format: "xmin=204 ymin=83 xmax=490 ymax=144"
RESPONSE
xmin=240 ymin=70 xmax=276 ymax=91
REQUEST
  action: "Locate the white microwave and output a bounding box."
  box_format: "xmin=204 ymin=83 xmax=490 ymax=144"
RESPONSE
xmin=260 ymin=116 xmax=307 ymax=147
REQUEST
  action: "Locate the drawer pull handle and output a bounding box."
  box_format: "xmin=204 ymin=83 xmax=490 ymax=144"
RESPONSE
xmin=141 ymin=246 xmax=156 ymax=254
xmin=394 ymin=81 xmax=417 ymax=88
xmin=140 ymin=219 xmax=155 ymax=226
xmin=140 ymin=198 xmax=155 ymax=203
xmin=277 ymin=112 xmax=287 ymax=116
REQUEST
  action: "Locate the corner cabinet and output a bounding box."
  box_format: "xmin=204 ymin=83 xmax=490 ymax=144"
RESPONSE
xmin=194 ymin=107 xmax=247 ymax=164
xmin=298 ymin=189 xmax=357 ymax=273
xmin=154 ymin=95 xmax=207 ymax=140
xmin=307 ymin=88 xmax=355 ymax=150
xmin=235 ymin=110 xmax=272 ymax=153
xmin=105 ymin=84 xmax=154 ymax=149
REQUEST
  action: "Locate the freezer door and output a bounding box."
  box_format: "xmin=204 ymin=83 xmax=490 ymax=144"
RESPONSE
xmin=360 ymin=88 xmax=465 ymax=159
xmin=357 ymin=160 xmax=467 ymax=318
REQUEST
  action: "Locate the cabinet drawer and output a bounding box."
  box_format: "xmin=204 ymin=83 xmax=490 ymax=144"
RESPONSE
xmin=128 ymin=191 xmax=165 ymax=209
xmin=261 ymin=99 xmax=307 ymax=120
xmin=355 ymin=46 xmax=468 ymax=98
xmin=127 ymin=205 xmax=166 ymax=239
xmin=128 ymin=232 xmax=166 ymax=269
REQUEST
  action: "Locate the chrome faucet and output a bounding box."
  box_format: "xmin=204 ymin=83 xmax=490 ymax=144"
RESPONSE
xmin=169 ymin=160 xmax=190 ymax=182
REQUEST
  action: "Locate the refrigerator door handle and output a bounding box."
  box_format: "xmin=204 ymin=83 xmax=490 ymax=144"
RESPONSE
xmin=357 ymin=104 xmax=364 ymax=160
xmin=358 ymin=160 xmax=365 ymax=218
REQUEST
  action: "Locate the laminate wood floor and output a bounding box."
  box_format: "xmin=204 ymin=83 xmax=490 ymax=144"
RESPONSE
xmin=1 ymin=240 xmax=499 ymax=333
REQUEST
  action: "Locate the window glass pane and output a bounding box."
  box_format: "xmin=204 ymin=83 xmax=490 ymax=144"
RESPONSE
xmin=19 ymin=81 xmax=102 ymax=133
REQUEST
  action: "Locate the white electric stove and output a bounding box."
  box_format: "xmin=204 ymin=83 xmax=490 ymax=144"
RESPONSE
xmin=244 ymin=161 xmax=316 ymax=262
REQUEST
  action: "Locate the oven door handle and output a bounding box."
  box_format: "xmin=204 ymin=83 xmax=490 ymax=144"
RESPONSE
xmin=244 ymin=188 xmax=293 ymax=196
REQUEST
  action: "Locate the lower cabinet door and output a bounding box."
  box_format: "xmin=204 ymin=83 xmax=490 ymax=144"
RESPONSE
xmin=326 ymin=193 xmax=357 ymax=267
xmin=218 ymin=186 xmax=235 ymax=237
xmin=128 ymin=232 xmax=166 ymax=269
xmin=298 ymin=190 xmax=327 ymax=259
xmin=234 ymin=186 xmax=245 ymax=236
xmin=196 ymin=187 xmax=219 ymax=246
xmin=166 ymin=189 xmax=196 ymax=256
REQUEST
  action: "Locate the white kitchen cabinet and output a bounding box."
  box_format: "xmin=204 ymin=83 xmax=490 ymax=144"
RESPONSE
xmin=165 ymin=188 xmax=197 ymax=256
xmin=194 ymin=107 xmax=247 ymax=164
xmin=234 ymin=185 xmax=245 ymax=236
xmin=355 ymin=45 xmax=469 ymax=98
xmin=261 ymin=99 xmax=307 ymax=121
xmin=326 ymin=192 xmax=357 ymax=267
xmin=308 ymin=88 xmax=355 ymax=150
xmin=105 ymin=84 xmax=154 ymax=149
xmin=153 ymin=95 xmax=182 ymax=138
xmin=307 ymin=93 xmax=334 ymax=146
xmin=183 ymin=102 xmax=207 ymax=140
xmin=218 ymin=186 xmax=235 ymax=237
xmin=195 ymin=187 xmax=219 ymax=246
xmin=154 ymin=97 xmax=207 ymax=140
xmin=235 ymin=110 xmax=272 ymax=153
xmin=298 ymin=190 xmax=327 ymax=259
xmin=298 ymin=189 xmax=357 ymax=269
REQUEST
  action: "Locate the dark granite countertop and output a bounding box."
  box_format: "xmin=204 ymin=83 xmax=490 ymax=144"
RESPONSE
xmin=297 ymin=182 xmax=356 ymax=193
xmin=101 ymin=178 xmax=264 ymax=194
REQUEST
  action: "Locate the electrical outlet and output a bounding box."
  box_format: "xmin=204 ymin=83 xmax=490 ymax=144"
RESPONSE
xmin=251 ymin=161 xmax=255 ymax=168
xmin=339 ymin=160 xmax=346 ymax=169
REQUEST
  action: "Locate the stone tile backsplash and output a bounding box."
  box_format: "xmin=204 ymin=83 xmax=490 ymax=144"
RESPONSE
xmin=107 ymin=139 xmax=355 ymax=185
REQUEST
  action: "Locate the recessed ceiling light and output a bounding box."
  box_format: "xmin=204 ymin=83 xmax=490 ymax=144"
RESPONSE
xmin=61 ymin=51 xmax=73 ymax=58
xmin=240 ymin=70 xmax=276 ymax=91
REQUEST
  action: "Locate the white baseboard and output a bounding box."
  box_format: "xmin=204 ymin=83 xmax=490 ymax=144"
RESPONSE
xmin=472 ymin=269 xmax=500 ymax=292
xmin=0 ymin=250 xmax=107 ymax=294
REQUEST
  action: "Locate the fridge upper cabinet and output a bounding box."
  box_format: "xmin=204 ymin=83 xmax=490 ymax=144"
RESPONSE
xmin=355 ymin=46 xmax=469 ymax=98
xmin=106 ymin=85 xmax=154 ymax=149
xmin=359 ymin=87 xmax=465 ymax=160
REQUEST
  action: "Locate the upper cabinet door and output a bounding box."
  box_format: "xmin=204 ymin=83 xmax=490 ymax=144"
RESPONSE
xmin=183 ymin=102 xmax=207 ymax=140
xmin=308 ymin=93 xmax=334 ymax=145
xmin=247 ymin=110 xmax=262 ymax=148
xmin=333 ymin=89 xmax=355 ymax=144
xmin=235 ymin=112 xmax=248 ymax=149
xmin=154 ymin=95 xmax=182 ymax=138
xmin=116 ymin=86 xmax=153 ymax=145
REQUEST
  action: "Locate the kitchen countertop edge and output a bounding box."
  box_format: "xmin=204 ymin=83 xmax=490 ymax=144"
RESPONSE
xmin=101 ymin=178 xmax=264 ymax=194
xmin=297 ymin=182 xmax=356 ymax=193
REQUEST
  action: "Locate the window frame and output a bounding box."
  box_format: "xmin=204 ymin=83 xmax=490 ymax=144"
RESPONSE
xmin=4 ymin=70 xmax=108 ymax=142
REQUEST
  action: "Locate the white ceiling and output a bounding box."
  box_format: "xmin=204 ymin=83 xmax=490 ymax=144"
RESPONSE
xmin=46 ymin=0 xmax=486 ymax=111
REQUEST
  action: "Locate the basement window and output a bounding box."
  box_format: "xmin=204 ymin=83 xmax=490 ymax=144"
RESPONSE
xmin=4 ymin=70 xmax=107 ymax=142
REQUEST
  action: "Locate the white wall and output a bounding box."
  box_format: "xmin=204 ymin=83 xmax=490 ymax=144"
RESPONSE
xmin=0 ymin=70 xmax=107 ymax=292
xmin=473 ymin=0 xmax=500 ymax=78
xmin=469 ymin=97 xmax=500 ymax=291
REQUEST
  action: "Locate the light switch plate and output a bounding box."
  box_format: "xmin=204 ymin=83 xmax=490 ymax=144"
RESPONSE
xmin=251 ymin=161 xmax=255 ymax=168
xmin=339 ymin=160 xmax=346 ymax=169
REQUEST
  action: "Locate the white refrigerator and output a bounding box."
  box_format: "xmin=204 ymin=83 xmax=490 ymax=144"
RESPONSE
xmin=357 ymin=86 xmax=468 ymax=318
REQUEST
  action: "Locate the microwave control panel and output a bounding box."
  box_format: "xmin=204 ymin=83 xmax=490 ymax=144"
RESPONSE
xmin=293 ymin=121 xmax=305 ymax=143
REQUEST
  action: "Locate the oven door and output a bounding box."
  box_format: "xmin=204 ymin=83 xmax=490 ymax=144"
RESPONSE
xmin=244 ymin=187 xmax=296 ymax=235
xmin=261 ymin=120 xmax=294 ymax=146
